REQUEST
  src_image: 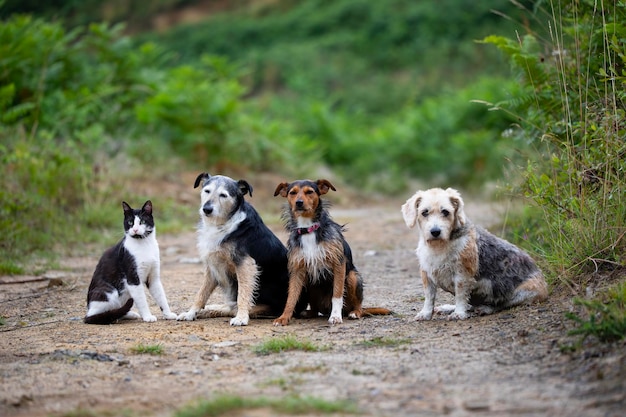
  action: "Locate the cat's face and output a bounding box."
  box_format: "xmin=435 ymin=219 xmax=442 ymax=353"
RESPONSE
xmin=122 ymin=200 xmax=154 ymax=239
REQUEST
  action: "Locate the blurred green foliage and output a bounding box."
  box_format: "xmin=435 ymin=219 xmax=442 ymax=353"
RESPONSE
xmin=148 ymin=0 xmax=525 ymax=102
xmin=137 ymin=0 xmax=532 ymax=188
xmin=1 ymin=0 xmax=533 ymax=269
xmin=0 ymin=17 xmax=253 ymax=270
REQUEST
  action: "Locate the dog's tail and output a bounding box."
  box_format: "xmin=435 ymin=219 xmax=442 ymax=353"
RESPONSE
xmin=362 ymin=307 xmax=393 ymax=316
xmin=84 ymin=298 xmax=134 ymax=325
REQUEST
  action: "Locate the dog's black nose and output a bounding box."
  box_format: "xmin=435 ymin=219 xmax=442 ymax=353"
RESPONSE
xmin=295 ymin=200 xmax=304 ymax=209
xmin=430 ymin=227 xmax=441 ymax=238
xmin=203 ymin=205 xmax=213 ymax=215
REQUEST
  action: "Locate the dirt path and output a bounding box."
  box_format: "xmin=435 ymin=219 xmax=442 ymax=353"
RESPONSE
xmin=1 ymin=192 xmax=624 ymax=417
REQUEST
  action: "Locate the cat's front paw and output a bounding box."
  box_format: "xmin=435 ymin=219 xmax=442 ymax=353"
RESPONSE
xmin=123 ymin=311 xmax=141 ymax=320
xmin=163 ymin=312 xmax=177 ymax=320
xmin=142 ymin=314 xmax=157 ymax=322
xmin=177 ymin=311 xmax=197 ymax=321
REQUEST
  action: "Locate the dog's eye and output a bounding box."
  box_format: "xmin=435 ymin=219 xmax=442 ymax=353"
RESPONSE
xmin=204 ymin=189 xmax=211 ymax=194
xmin=421 ymin=210 xmax=429 ymax=217
xmin=219 ymin=193 xmax=227 ymax=198
xmin=289 ymin=190 xmax=297 ymax=196
xmin=305 ymin=190 xmax=314 ymax=195
xmin=441 ymin=209 xmax=450 ymax=217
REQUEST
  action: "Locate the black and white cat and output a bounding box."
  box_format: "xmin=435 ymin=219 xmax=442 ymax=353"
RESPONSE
xmin=84 ymin=200 xmax=177 ymax=324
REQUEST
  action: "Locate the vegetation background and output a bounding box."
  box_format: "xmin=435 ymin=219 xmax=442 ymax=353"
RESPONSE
xmin=0 ymin=0 xmax=624 ymax=341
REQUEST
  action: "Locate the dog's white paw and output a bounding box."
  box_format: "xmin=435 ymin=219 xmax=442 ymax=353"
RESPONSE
xmin=414 ymin=309 xmax=433 ymax=321
xmin=230 ymin=315 xmax=249 ymax=326
xmin=434 ymin=304 xmax=456 ymax=315
xmin=328 ymin=315 xmax=343 ymax=325
xmin=177 ymin=311 xmax=197 ymax=321
xmin=447 ymin=311 xmax=469 ymax=320
xmin=142 ymin=314 xmax=157 ymax=323
xmin=163 ymin=312 xmax=177 ymax=320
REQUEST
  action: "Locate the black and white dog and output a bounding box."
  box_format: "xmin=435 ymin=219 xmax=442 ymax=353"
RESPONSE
xmin=177 ymin=173 xmax=306 ymax=326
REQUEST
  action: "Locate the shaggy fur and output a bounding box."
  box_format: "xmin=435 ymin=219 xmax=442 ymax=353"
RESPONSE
xmin=273 ymin=179 xmax=391 ymax=326
xmin=401 ymin=187 xmax=548 ymax=320
xmin=177 ymin=173 xmax=304 ymax=326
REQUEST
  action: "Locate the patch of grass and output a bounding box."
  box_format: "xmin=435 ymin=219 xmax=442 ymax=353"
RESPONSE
xmin=0 ymin=316 xmax=5 ymax=326
xmin=566 ymin=282 xmax=626 ymax=345
xmin=129 ymin=343 xmax=164 ymax=355
xmin=358 ymin=336 xmax=411 ymax=348
xmin=175 ymin=394 xmax=359 ymax=417
xmin=261 ymin=377 xmax=289 ymax=389
xmin=253 ymin=335 xmax=326 ymax=355
xmin=60 ymin=408 xmax=134 ymax=417
xmin=288 ymin=364 xmax=326 ymax=374
xmin=0 ymin=260 xmax=24 ymax=275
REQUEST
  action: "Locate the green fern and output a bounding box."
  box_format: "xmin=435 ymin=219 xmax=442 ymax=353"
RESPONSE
xmin=566 ymin=283 xmax=626 ymax=343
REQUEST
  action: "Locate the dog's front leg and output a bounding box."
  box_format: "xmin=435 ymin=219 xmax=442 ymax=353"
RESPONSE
xmin=448 ymin=274 xmax=472 ymax=320
xmin=415 ymin=270 xmax=436 ymax=320
xmin=273 ymin=267 xmax=306 ymax=326
xmin=177 ymin=265 xmax=218 ymax=321
xmin=230 ymin=257 xmax=258 ymax=326
xmin=328 ymin=261 xmax=346 ymax=324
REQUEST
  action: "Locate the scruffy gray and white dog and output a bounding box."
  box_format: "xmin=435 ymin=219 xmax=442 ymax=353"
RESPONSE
xmin=402 ymin=187 xmax=548 ymax=320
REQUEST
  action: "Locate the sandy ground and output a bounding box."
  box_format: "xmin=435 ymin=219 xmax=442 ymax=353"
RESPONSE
xmin=1 ymin=184 xmax=625 ymax=417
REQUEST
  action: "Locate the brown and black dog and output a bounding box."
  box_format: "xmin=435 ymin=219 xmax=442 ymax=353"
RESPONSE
xmin=273 ymin=179 xmax=391 ymax=326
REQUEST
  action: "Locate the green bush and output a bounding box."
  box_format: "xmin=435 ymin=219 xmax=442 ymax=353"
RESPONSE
xmin=142 ymin=0 xmax=527 ymax=115
xmin=0 ymin=17 xmax=160 ymax=268
xmin=483 ymin=1 xmax=625 ymax=281
xmin=566 ymin=282 xmax=626 ymax=344
xmin=292 ymin=76 xmax=521 ymax=190
xmin=0 ymin=13 xmax=320 ymax=269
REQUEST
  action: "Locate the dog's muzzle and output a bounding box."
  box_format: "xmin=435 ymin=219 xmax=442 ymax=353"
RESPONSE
xmin=295 ymin=200 xmax=305 ymax=211
xmin=203 ymin=205 xmax=214 ymax=216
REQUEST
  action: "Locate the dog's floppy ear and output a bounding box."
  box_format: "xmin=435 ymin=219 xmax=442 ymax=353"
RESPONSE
xmin=316 ymin=179 xmax=336 ymax=195
xmin=238 ymin=180 xmax=253 ymax=197
xmin=274 ymin=182 xmax=290 ymax=197
xmin=194 ymin=173 xmax=210 ymax=189
xmin=446 ymin=187 xmax=466 ymax=228
xmin=401 ymin=192 xmax=422 ymax=229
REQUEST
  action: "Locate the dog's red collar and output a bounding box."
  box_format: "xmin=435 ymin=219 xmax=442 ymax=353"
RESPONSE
xmin=297 ymin=223 xmax=320 ymax=235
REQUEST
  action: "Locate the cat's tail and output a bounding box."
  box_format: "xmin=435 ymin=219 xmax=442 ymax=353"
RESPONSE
xmin=84 ymin=298 xmax=134 ymax=325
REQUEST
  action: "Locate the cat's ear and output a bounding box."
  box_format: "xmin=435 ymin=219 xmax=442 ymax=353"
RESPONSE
xmin=122 ymin=201 xmax=132 ymax=213
xmin=194 ymin=172 xmax=210 ymax=189
xmin=142 ymin=200 xmax=153 ymax=215
xmin=238 ymin=180 xmax=253 ymax=197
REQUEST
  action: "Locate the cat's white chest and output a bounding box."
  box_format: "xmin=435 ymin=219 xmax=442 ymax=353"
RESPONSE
xmin=124 ymin=235 xmax=159 ymax=278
